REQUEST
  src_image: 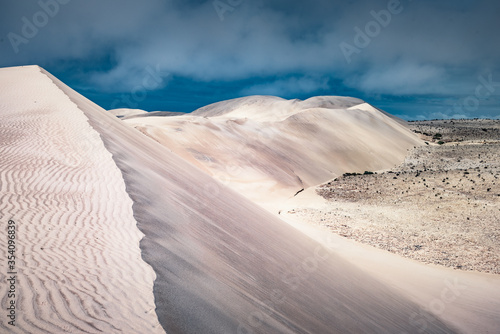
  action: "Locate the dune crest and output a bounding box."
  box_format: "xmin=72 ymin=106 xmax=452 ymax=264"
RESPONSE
xmin=122 ymin=95 xmax=422 ymax=208
xmin=108 ymin=108 xmax=148 ymax=118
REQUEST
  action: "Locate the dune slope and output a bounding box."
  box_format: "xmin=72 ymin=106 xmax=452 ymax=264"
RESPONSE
xmin=29 ymin=67 xmax=460 ymax=333
xmin=122 ymin=96 xmax=422 ymax=208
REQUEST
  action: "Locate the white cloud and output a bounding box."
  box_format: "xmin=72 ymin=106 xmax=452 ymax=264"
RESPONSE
xmin=344 ymin=62 xmax=446 ymax=95
xmin=240 ymin=76 xmax=330 ymax=96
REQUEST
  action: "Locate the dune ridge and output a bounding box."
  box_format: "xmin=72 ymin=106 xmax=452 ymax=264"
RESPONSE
xmin=110 ymin=87 xmax=500 ymax=333
xmin=121 ymin=95 xmax=422 ymax=208
xmin=38 ymin=67 xmax=460 ymax=333
xmin=0 ymin=66 xmax=164 ymax=333
xmin=6 ymin=65 xmax=491 ymax=333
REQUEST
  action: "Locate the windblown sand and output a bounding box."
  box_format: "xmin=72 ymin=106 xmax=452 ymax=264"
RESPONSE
xmin=2 ymin=65 xmax=499 ymax=333
xmin=1 ymin=66 xmax=461 ymax=334
xmin=0 ymin=66 xmax=163 ymax=333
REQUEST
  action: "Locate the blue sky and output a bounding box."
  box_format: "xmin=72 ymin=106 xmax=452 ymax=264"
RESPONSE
xmin=1 ymin=0 xmax=499 ymax=120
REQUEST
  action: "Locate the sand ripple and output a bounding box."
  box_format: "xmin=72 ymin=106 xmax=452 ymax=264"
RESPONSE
xmin=0 ymin=66 xmax=164 ymax=333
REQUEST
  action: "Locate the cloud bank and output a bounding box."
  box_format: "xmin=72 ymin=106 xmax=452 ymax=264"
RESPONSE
xmin=1 ymin=0 xmax=499 ymax=118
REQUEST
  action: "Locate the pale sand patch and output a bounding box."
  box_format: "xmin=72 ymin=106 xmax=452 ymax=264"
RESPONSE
xmin=0 ymin=66 xmax=164 ymax=333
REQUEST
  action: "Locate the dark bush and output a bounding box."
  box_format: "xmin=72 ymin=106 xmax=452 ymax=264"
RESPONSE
xmin=343 ymin=172 xmax=361 ymax=177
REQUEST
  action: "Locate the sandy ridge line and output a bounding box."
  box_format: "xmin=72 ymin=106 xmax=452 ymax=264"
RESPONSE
xmin=0 ymin=66 xmax=164 ymax=333
xmin=121 ymin=99 xmax=422 ymax=210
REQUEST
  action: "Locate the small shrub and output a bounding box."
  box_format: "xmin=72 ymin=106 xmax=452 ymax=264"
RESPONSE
xmin=343 ymin=172 xmax=361 ymax=177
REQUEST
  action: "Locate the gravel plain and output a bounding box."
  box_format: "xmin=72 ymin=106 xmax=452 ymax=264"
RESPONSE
xmin=296 ymin=119 xmax=500 ymax=274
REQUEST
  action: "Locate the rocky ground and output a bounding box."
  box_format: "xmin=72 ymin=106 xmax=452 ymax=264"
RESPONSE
xmin=294 ymin=119 xmax=500 ymax=274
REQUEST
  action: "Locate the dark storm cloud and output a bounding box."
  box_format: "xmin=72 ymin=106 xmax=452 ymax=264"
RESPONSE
xmin=0 ymin=0 xmax=499 ymax=118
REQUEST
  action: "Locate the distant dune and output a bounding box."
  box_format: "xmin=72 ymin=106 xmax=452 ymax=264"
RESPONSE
xmin=1 ymin=65 xmax=498 ymax=333
xmin=109 ymin=108 xmax=149 ymax=118
xmin=122 ymin=95 xmax=422 ymax=208
xmin=110 ymin=109 xmax=185 ymax=120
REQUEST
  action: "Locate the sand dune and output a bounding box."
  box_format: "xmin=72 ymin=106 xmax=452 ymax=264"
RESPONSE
xmin=110 ymin=109 xmax=185 ymax=120
xmin=0 ymin=65 xmax=463 ymax=333
xmin=109 ymin=108 xmax=148 ymax=118
xmin=5 ymin=65 xmax=499 ymax=333
xmin=41 ymin=67 xmax=458 ymax=334
xmin=112 ymin=89 xmax=500 ymax=332
xmin=121 ymin=95 xmax=422 ymax=208
xmin=0 ymin=66 xmax=163 ymax=333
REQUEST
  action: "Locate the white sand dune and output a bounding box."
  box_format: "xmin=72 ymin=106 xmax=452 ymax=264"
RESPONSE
xmin=109 ymin=108 xmax=148 ymax=118
xmin=109 ymin=109 xmax=185 ymax=120
xmin=122 ymin=95 xmax=422 ymax=208
xmin=50 ymin=68 xmax=466 ymax=333
xmin=114 ymin=89 xmax=500 ymax=333
xmin=8 ymin=65 xmax=500 ymax=333
xmin=0 ymin=66 xmax=163 ymax=333
xmin=0 ymin=66 xmax=462 ymax=333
